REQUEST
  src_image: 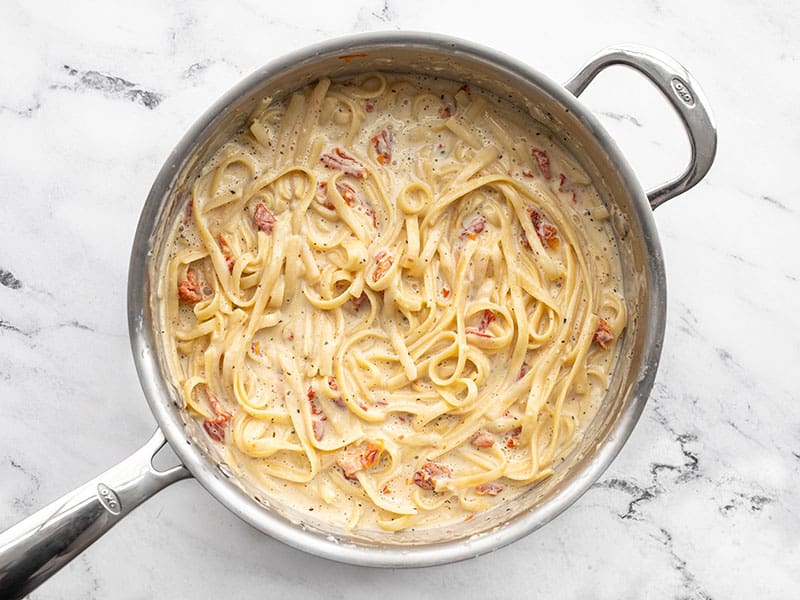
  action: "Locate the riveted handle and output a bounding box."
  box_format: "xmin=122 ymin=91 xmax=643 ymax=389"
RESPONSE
xmin=0 ymin=430 xmax=190 ymax=599
xmin=565 ymin=45 xmax=717 ymax=209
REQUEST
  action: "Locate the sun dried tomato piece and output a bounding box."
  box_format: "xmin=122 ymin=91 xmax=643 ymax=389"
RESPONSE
xmin=373 ymin=250 xmax=393 ymax=282
xmin=307 ymin=387 xmax=323 ymax=415
xmin=253 ymin=202 xmax=276 ymax=233
xmin=517 ymin=363 xmax=528 ymax=381
xmin=539 ymin=223 xmax=559 ymax=249
xmin=460 ymin=217 xmax=486 ymax=240
xmin=413 ymin=462 xmax=451 ymax=491
xmin=593 ymin=318 xmax=614 ymax=349
xmin=307 ymin=387 xmax=327 ymax=441
xmin=475 ymin=482 xmax=504 ymax=496
xmin=202 ymin=392 xmax=231 ymax=442
xmin=328 ymin=376 xmax=345 ymax=408
xmin=506 ymin=426 xmax=522 ymax=448
xmin=527 ymin=208 xmax=560 ymax=250
xmin=208 ymin=392 xmax=232 ymax=420
xmin=470 ymin=430 xmax=495 ymax=448
xmin=203 ymin=419 xmax=226 ymax=442
xmin=178 ymin=268 xmax=203 ymax=304
xmin=365 ymin=204 xmax=377 ymax=229
xmin=336 ymin=441 xmax=383 ymax=479
xmin=466 ymin=309 xmax=496 ymax=338
xmin=217 ymin=235 xmax=235 ymax=272
xmin=519 ymin=228 xmax=531 ymax=250
xmin=320 ymin=148 xmax=368 ymax=179
xmin=316 ymin=182 xmax=335 ymax=210
xmin=371 ymin=129 xmax=396 ymax=165
xmin=333 ymin=181 xmax=377 ymax=227
xmin=362 ymin=442 xmax=383 ymax=469
xmin=532 ymin=148 xmax=551 ymax=180
xmin=312 ymin=421 xmax=325 ymax=441
xmin=338 ymin=53 xmax=368 ymax=63
xmin=335 ymin=180 xmax=358 ymax=206
xmin=182 ymin=200 xmax=193 ymax=226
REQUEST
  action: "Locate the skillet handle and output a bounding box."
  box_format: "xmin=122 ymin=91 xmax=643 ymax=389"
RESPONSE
xmin=0 ymin=430 xmax=190 ymax=599
xmin=564 ymin=45 xmax=717 ymax=209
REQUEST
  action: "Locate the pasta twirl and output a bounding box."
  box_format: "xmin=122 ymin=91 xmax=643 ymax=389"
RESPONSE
xmin=159 ymin=73 xmax=627 ymax=531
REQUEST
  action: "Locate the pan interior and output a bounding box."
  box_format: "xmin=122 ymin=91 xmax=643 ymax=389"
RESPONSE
xmin=131 ymin=33 xmax=664 ymax=564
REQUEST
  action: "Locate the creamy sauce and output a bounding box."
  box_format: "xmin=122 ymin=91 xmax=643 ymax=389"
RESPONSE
xmin=159 ymin=72 xmax=626 ymax=531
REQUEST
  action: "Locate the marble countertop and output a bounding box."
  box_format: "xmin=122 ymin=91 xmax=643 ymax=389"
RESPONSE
xmin=1 ymin=1 xmax=797 ymax=598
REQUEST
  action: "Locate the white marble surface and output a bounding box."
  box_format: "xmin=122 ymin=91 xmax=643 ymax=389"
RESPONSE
xmin=1 ymin=1 xmax=798 ymax=598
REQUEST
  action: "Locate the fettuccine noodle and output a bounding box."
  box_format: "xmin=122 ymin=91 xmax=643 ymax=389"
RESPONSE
xmin=159 ymin=73 xmax=626 ymax=530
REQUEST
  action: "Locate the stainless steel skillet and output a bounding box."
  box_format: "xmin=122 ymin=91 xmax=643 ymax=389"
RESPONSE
xmin=0 ymin=32 xmax=716 ymax=599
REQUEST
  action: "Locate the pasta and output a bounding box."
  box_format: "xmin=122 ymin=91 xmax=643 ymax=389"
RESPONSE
xmin=158 ymin=73 xmax=627 ymax=531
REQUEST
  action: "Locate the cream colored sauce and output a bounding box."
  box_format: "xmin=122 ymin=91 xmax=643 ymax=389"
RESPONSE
xmin=159 ymin=72 xmax=626 ymax=531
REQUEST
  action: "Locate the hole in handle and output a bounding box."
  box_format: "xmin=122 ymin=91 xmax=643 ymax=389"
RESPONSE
xmin=574 ymin=67 xmax=691 ymax=202
xmin=150 ymin=437 xmax=185 ymax=474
